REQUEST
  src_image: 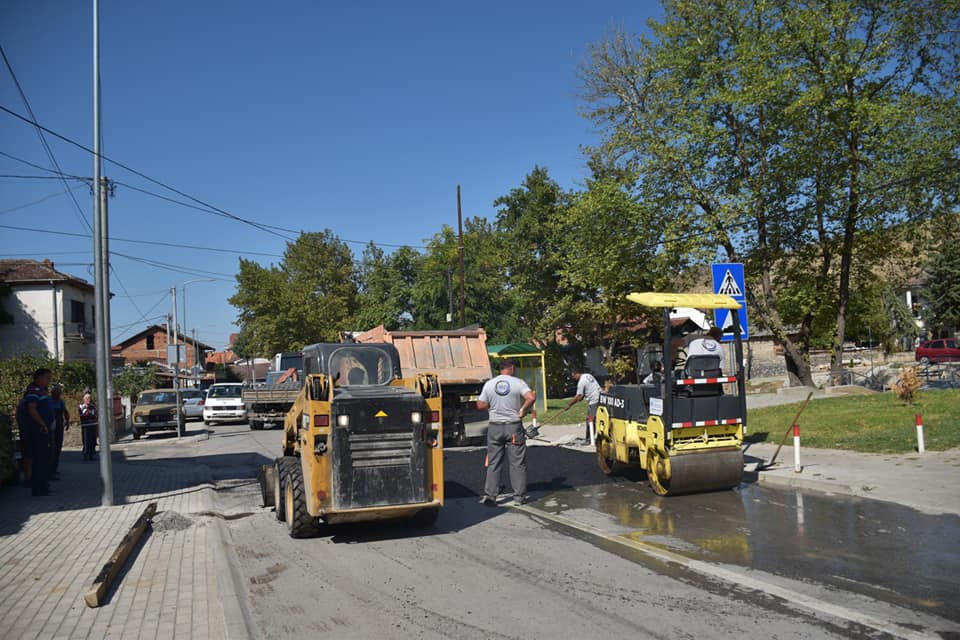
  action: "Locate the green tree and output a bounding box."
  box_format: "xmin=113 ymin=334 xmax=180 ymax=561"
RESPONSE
xmin=581 ymin=0 xmax=960 ymax=386
xmin=922 ymin=221 xmax=960 ymax=336
xmin=112 ymin=364 xmax=158 ymax=401
xmin=493 ymin=167 xmax=571 ymax=341
xmin=355 ymin=243 xmax=420 ymax=330
xmin=410 ymin=220 xmax=524 ymax=342
xmin=229 ymin=230 xmax=358 ymax=354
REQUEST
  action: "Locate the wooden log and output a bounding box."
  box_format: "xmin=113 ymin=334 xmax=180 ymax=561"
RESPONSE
xmin=84 ymin=502 xmax=157 ymax=608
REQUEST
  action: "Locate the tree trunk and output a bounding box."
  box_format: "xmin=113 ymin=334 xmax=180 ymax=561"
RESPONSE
xmin=830 ymin=87 xmax=861 ymax=386
xmin=782 ymin=340 xmax=814 ymax=387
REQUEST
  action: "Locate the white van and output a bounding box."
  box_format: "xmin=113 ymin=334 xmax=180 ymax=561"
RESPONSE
xmin=202 ymin=383 xmax=246 ymax=425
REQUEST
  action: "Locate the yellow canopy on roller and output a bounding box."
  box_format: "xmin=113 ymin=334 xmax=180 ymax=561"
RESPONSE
xmin=627 ymin=292 xmax=742 ymax=310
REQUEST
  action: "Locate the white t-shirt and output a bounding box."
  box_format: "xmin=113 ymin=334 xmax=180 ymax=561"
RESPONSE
xmin=479 ymin=374 xmax=532 ymax=423
xmin=687 ymin=337 xmax=725 ymax=368
xmin=576 ymin=373 xmax=601 ymax=405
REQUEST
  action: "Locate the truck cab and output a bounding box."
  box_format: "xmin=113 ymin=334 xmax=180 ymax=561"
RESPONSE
xmin=266 ymin=342 xmax=444 ymax=537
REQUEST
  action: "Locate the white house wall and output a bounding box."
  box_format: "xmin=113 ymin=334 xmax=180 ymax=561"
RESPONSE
xmin=0 ymin=283 xmax=96 ymax=362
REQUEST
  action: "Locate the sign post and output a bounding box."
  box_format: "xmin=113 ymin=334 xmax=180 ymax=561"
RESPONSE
xmin=711 ymin=263 xmax=749 ymax=342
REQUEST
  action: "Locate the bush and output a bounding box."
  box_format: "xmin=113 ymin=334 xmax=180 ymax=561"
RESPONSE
xmin=892 ymin=367 xmax=922 ymax=405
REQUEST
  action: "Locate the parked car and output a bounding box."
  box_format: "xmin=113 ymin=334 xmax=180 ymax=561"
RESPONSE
xmin=181 ymin=388 xmax=205 ymax=421
xmin=132 ymin=389 xmax=185 ymax=439
xmin=203 ymin=383 xmax=246 ymax=425
xmin=915 ymin=339 xmax=960 ymax=364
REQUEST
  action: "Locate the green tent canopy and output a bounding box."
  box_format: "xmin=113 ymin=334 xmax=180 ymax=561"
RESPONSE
xmin=487 ymin=344 xmax=547 ymax=413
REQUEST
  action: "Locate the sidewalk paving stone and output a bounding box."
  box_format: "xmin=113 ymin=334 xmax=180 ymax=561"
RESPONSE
xmin=0 ymin=443 xmax=234 ymax=640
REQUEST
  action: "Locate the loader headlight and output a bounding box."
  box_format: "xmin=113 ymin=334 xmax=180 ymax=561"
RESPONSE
xmin=411 ymin=411 xmax=422 ymax=424
xmin=336 ymin=414 xmax=350 ymax=428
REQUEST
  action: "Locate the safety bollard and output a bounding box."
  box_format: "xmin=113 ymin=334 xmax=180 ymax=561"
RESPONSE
xmin=915 ymin=414 xmax=925 ymax=454
xmin=793 ymin=424 xmax=802 ymax=473
xmin=588 ymin=419 xmax=596 ymax=447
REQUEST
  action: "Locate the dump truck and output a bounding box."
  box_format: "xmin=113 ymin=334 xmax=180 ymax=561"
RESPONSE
xmin=260 ymin=342 xmax=443 ymax=537
xmin=352 ymin=326 xmax=491 ymax=445
xmin=595 ymin=292 xmax=746 ymax=496
xmin=242 ymin=352 xmax=303 ymax=430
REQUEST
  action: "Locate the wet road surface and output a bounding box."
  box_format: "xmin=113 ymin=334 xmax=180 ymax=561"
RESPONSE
xmin=184 ymin=423 xmax=959 ymax=638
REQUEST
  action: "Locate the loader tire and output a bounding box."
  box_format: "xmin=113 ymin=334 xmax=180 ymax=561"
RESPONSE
xmin=283 ymin=462 xmax=319 ymax=538
xmin=274 ymin=457 xmax=296 ymax=522
xmin=258 ymin=464 xmax=276 ymax=508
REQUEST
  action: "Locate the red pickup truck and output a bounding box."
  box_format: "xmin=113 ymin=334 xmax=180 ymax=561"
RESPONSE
xmin=915 ymin=339 xmax=960 ymax=364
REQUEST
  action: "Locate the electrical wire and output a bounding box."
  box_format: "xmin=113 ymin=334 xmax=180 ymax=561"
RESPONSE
xmin=0 ymin=187 xmax=84 ymax=215
xmin=0 ymin=108 xmax=430 ymax=249
xmin=0 ymin=223 xmax=284 ymax=258
xmin=0 ymin=104 xmax=293 ymax=239
xmin=111 ymin=251 xmax=235 ymax=280
xmin=0 ymin=45 xmax=94 ymax=234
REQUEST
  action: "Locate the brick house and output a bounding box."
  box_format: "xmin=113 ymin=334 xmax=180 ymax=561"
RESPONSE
xmin=112 ymin=324 xmax=214 ymax=372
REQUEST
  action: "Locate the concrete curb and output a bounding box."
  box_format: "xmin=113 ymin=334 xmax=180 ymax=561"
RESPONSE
xmin=754 ymin=469 xmax=855 ymax=497
xmin=210 ymin=513 xmax=260 ymax=640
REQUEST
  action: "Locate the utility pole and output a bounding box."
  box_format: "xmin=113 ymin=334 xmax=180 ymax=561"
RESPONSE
xmin=457 ymin=185 xmax=465 ymax=328
xmin=171 ymin=287 xmax=182 ymax=439
xmin=193 ymin=328 xmax=199 ymax=386
xmin=446 ymin=262 xmax=454 ymax=324
xmin=92 ymin=0 xmax=114 ymax=507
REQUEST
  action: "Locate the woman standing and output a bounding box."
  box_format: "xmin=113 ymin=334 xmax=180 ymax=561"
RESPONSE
xmin=78 ymin=392 xmax=98 ymax=461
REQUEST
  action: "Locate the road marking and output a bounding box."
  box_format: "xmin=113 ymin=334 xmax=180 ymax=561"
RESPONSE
xmin=515 ymin=504 xmax=938 ymax=640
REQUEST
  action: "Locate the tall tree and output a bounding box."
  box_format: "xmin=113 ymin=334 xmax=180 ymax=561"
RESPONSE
xmin=581 ymin=0 xmax=960 ymax=386
xmin=229 ymin=230 xmax=358 ymax=355
xmin=493 ymin=167 xmax=571 ymax=341
xmin=355 ymin=243 xmax=420 ymax=330
xmin=410 ymin=219 xmax=524 ymax=342
xmin=922 ymin=220 xmax=960 ymax=336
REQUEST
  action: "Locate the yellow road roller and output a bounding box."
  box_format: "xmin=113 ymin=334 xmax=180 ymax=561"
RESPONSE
xmin=595 ymin=292 xmax=746 ymax=496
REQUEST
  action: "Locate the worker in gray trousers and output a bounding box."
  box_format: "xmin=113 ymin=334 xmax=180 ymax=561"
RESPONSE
xmin=477 ymin=359 xmax=537 ymax=506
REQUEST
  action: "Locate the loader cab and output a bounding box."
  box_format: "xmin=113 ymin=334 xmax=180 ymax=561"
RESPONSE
xmin=302 ymin=342 xmax=403 ymax=387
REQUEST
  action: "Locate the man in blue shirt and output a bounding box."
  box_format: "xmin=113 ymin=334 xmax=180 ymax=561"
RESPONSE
xmin=20 ymin=368 xmax=54 ymax=496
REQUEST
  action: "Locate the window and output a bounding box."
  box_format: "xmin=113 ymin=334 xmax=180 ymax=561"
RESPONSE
xmin=70 ymin=300 xmax=86 ymax=323
xmin=146 ymin=335 xmax=155 ymax=350
xmin=330 ymin=347 xmax=394 ymax=386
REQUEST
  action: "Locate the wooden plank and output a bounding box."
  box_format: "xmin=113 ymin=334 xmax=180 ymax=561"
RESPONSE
xmin=84 ymin=502 xmax=158 ymax=608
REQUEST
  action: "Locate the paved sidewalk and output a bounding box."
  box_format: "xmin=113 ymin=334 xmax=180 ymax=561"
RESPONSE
xmin=0 ymin=435 xmax=236 ymax=640
xmin=531 ymin=421 xmax=960 ymax=516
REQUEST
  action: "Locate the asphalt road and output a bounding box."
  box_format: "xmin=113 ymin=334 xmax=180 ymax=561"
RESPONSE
xmin=164 ymin=422 xmax=959 ymax=640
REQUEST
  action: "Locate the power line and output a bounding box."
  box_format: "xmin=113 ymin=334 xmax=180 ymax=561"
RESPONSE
xmin=0 ymin=223 xmax=284 ymax=257
xmin=111 ymin=252 xmax=235 ymax=281
xmin=0 ymin=187 xmax=83 ymax=215
xmin=0 ymin=104 xmax=292 ymax=240
xmin=0 ymin=45 xmax=93 ymax=234
xmin=110 ymin=264 xmax=150 ymax=330
xmin=0 ymin=174 xmax=87 ymax=180
xmin=0 ymin=107 xmax=430 ymax=250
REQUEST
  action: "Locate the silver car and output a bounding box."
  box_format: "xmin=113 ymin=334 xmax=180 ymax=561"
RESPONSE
xmin=181 ymin=388 xmax=205 ymax=421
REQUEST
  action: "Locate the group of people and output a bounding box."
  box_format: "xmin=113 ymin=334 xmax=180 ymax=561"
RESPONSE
xmin=16 ymin=368 xmax=100 ymax=497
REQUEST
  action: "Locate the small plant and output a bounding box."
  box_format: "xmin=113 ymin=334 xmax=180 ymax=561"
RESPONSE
xmin=892 ymin=367 xmax=922 ymax=405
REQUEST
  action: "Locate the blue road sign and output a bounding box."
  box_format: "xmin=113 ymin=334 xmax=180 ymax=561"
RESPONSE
xmin=711 ymin=263 xmax=749 ymax=342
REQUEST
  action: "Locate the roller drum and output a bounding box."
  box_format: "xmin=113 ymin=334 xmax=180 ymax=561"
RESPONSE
xmin=653 ymin=448 xmax=743 ymax=496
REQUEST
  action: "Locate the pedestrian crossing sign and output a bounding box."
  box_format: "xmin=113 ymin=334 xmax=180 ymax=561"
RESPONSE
xmin=711 ymin=263 xmax=749 ymax=341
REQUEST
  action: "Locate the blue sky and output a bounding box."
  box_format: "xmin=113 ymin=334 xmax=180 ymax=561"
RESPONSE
xmin=1 ymin=1 xmax=659 ymax=350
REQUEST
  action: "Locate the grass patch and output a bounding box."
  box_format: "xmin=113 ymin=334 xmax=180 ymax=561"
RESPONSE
xmin=538 ymin=397 xmax=588 ymax=426
xmin=746 ymin=389 xmax=960 ymax=453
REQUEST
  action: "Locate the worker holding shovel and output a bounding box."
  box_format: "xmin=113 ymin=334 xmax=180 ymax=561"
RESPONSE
xmin=566 ymin=368 xmax=601 ymax=445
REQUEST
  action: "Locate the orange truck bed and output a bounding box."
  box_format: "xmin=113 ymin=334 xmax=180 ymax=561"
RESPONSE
xmin=352 ymin=326 xmax=491 ymax=385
